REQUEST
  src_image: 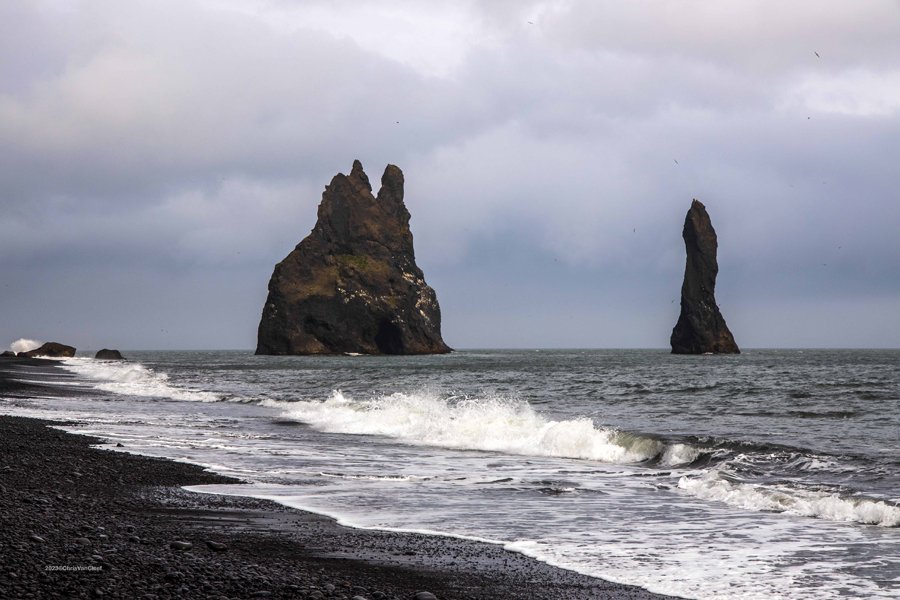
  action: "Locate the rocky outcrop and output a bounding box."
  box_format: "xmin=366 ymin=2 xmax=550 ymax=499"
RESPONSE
xmin=256 ymin=160 xmax=451 ymax=355
xmin=95 ymin=349 xmax=125 ymax=360
xmin=671 ymin=200 xmax=740 ymax=354
xmin=18 ymin=342 xmax=76 ymax=358
xmin=1 ymin=351 xmax=16 ymax=358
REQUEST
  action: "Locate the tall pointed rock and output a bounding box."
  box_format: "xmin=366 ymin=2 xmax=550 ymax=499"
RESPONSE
xmin=256 ymin=160 xmax=451 ymax=355
xmin=670 ymin=199 xmax=740 ymax=354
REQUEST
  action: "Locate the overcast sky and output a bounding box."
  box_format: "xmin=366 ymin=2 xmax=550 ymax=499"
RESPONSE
xmin=3 ymin=0 xmax=899 ymax=350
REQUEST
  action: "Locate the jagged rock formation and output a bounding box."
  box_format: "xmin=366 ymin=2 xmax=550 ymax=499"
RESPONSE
xmin=256 ymin=160 xmax=451 ymax=355
xmin=671 ymin=200 xmax=740 ymax=354
xmin=95 ymin=349 xmax=125 ymax=360
xmin=18 ymin=342 xmax=76 ymax=358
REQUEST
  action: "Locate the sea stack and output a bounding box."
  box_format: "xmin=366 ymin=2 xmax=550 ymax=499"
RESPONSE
xmin=256 ymin=160 xmax=451 ymax=355
xmin=670 ymin=199 xmax=740 ymax=354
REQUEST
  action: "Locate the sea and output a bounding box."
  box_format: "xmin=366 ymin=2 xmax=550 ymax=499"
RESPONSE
xmin=2 ymin=349 xmax=898 ymax=600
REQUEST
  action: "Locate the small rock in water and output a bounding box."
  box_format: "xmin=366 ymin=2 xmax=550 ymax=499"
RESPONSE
xmin=95 ymin=349 xmax=125 ymax=360
xmin=413 ymin=593 xmax=438 ymax=600
xmin=169 ymin=541 xmax=193 ymax=551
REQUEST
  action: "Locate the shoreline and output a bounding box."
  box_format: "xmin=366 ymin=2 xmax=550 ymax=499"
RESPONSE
xmin=0 ymin=357 xmax=678 ymax=599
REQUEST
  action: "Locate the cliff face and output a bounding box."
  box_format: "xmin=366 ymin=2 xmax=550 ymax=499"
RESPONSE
xmin=256 ymin=161 xmax=450 ymax=355
xmin=670 ymin=199 xmax=740 ymax=354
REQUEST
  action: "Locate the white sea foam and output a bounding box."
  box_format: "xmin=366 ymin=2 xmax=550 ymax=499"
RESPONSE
xmin=266 ymin=390 xmax=687 ymax=464
xmin=10 ymin=338 xmax=42 ymax=353
xmin=678 ymin=471 xmax=900 ymax=527
xmin=319 ymin=472 xmax=422 ymax=482
xmin=59 ymin=358 xmax=221 ymax=402
xmin=659 ymin=443 xmax=701 ymax=466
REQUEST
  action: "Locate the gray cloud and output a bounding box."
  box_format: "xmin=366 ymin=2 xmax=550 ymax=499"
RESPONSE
xmin=2 ymin=0 xmax=898 ymax=349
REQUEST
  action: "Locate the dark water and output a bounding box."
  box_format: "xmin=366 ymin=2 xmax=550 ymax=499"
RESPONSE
xmin=2 ymin=349 xmax=898 ymax=599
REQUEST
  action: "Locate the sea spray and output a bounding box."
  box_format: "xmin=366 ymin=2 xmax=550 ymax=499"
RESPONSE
xmin=10 ymin=338 xmax=42 ymax=353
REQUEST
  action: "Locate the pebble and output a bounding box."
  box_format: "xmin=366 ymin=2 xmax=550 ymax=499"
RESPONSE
xmin=29 ymin=534 xmax=46 ymax=543
xmin=74 ymin=537 xmax=91 ymax=545
xmin=414 ymin=592 xmax=438 ymax=600
xmin=169 ymin=541 xmax=193 ymax=550
xmin=205 ymin=540 xmax=228 ymax=551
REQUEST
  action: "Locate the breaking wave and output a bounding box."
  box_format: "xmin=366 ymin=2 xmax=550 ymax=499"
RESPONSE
xmin=59 ymin=358 xmax=222 ymax=402
xmin=265 ymin=390 xmax=698 ymax=466
xmin=678 ymin=470 xmax=900 ymax=527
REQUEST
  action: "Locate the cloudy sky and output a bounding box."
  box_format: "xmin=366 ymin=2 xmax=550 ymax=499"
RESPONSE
xmin=3 ymin=0 xmax=899 ymax=350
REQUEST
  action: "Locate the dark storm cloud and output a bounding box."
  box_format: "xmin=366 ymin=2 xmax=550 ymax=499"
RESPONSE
xmin=2 ymin=0 xmax=899 ymax=349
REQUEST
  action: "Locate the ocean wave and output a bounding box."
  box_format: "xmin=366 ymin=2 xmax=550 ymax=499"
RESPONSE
xmin=263 ymin=390 xmax=700 ymax=466
xmin=59 ymin=358 xmax=222 ymax=402
xmin=678 ymin=470 xmax=900 ymax=527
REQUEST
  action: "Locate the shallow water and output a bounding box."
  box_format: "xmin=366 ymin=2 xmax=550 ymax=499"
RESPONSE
xmin=2 ymin=349 xmax=898 ymax=599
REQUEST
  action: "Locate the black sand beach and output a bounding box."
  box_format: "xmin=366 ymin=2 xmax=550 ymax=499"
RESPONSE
xmin=0 ymin=358 xmax=676 ymax=600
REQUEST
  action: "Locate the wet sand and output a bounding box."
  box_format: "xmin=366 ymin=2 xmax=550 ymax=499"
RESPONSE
xmin=0 ymin=357 xmax=677 ymax=599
